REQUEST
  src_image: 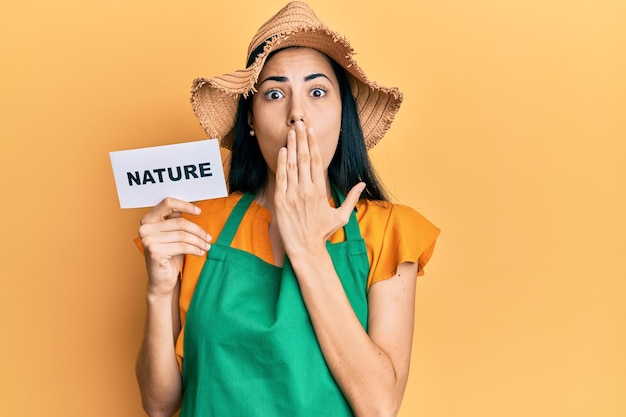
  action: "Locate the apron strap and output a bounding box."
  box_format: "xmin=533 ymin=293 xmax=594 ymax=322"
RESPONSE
xmin=330 ymin=183 xmax=361 ymax=242
xmin=215 ymin=192 xmax=256 ymax=246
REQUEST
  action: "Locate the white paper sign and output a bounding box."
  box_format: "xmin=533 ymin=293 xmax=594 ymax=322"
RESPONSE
xmin=109 ymin=139 xmax=227 ymax=208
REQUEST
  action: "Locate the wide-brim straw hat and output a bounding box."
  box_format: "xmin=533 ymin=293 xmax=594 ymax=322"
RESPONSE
xmin=190 ymin=1 xmax=403 ymax=151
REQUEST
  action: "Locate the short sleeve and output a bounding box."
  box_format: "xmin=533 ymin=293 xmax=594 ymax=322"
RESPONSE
xmin=364 ymin=203 xmax=440 ymax=288
xmin=133 ymin=236 xmax=144 ymax=254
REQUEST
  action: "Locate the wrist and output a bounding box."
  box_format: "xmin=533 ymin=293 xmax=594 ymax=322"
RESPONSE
xmin=288 ymin=243 xmax=332 ymax=271
xmin=146 ymin=286 xmax=177 ymax=303
xmin=145 ymin=270 xmax=180 ymax=299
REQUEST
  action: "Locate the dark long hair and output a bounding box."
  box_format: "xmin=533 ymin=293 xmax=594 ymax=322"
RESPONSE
xmin=228 ymin=51 xmax=388 ymax=202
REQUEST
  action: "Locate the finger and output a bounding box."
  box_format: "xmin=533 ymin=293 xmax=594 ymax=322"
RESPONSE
xmin=139 ymin=217 xmax=211 ymax=242
xmin=146 ymin=241 xmax=209 ymax=259
xmin=286 ymin=129 xmax=298 ymax=188
xmin=295 ymin=121 xmax=312 ymax=186
xmin=306 ymin=126 xmax=324 ymax=187
xmin=141 ymin=197 xmax=201 ymax=225
xmin=152 ymin=216 xmax=211 ymax=239
xmin=140 ymin=219 xmax=211 ymax=256
xmin=336 ymin=182 xmax=366 ymax=221
xmin=275 ymin=146 xmax=288 ymax=197
xmin=144 ymin=230 xmax=211 ymax=253
xmin=164 ymin=211 xmax=182 ymax=220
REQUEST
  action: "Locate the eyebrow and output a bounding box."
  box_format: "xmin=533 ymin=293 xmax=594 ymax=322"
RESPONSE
xmin=257 ymin=73 xmax=332 ymax=87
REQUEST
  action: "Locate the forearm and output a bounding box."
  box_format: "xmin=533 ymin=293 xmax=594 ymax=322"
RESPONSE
xmin=136 ymin=292 xmax=183 ymax=417
xmin=290 ymin=250 xmax=407 ymax=417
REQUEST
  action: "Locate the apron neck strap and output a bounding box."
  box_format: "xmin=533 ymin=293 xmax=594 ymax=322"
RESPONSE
xmin=330 ymin=183 xmax=361 ymax=241
xmin=216 ymin=192 xmax=256 ymax=246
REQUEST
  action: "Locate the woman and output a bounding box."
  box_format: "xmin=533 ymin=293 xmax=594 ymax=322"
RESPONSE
xmin=135 ymin=2 xmax=439 ymax=417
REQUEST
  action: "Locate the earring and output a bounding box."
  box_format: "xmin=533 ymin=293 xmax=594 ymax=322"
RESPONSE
xmin=249 ymin=129 xmax=255 ymax=137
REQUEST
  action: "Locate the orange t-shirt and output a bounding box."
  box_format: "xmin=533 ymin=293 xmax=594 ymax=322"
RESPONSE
xmin=137 ymin=192 xmax=440 ymax=368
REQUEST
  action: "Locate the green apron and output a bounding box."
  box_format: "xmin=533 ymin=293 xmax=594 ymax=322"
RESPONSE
xmin=181 ymin=189 xmax=369 ymax=416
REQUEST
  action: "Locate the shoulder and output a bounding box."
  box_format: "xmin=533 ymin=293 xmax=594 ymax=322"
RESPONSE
xmin=186 ymin=192 xmax=244 ymax=223
xmin=194 ymin=192 xmax=245 ymax=214
xmin=356 ymin=200 xmax=439 ymax=243
xmin=355 ymin=199 xmax=440 ymax=283
xmin=180 ymin=192 xmax=248 ymax=237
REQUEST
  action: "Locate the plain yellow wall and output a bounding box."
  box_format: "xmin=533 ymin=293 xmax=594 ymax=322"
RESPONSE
xmin=1 ymin=0 xmax=625 ymax=416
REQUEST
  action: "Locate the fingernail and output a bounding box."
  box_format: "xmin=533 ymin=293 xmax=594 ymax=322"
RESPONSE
xmin=194 ymin=205 xmax=201 ymax=214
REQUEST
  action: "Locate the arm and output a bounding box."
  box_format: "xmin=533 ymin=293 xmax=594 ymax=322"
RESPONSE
xmin=290 ymin=255 xmax=417 ymax=417
xmin=136 ymin=281 xmax=183 ymax=417
xmin=135 ymin=198 xmax=212 ymax=417
xmin=274 ymin=123 xmax=417 ymax=416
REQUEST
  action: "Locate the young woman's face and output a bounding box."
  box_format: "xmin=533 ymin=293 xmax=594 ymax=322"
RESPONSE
xmin=250 ymin=47 xmax=342 ymax=176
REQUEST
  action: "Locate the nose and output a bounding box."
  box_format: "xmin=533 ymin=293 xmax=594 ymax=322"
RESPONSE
xmin=287 ymin=96 xmax=305 ymax=126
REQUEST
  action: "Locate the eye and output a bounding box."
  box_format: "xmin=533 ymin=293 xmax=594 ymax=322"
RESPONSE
xmin=264 ymin=89 xmax=284 ymax=100
xmin=310 ymin=87 xmax=327 ymax=98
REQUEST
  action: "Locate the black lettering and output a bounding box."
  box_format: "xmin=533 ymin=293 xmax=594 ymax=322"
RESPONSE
xmin=142 ymin=170 xmax=156 ymax=185
xmin=184 ymin=164 xmax=198 ymax=179
xmin=153 ymin=168 xmax=166 ymax=183
xmin=127 ymin=164 xmax=211 ymax=185
xmin=167 ymin=166 xmax=182 ymax=181
xmin=198 ymin=162 xmax=212 ymax=177
xmin=127 ymin=171 xmax=141 ymax=186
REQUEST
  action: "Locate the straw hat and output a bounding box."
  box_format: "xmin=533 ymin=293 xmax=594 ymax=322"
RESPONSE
xmin=190 ymin=1 xmax=403 ymax=150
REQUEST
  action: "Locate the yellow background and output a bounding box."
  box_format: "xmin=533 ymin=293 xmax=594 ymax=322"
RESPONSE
xmin=1 ymin=0 xmax=624 ymax=415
